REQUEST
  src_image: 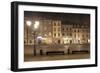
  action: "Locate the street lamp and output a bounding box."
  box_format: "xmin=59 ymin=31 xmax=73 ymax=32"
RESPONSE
xmin=33 ymin=21 xmax=40 ymax=56
xmin=26 ymin=21 xmax=32 ymax=45
xmin=26 ymin=20 xmax=39 ymax=56
xmin=34 ymin=21 xmax=39 ymax=29
xmin=26 ymin=21 xmax=32 ymax=26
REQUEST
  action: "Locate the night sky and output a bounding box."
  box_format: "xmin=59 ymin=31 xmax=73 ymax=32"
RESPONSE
xmin=24 ymin=11 xmax=90 ymax=25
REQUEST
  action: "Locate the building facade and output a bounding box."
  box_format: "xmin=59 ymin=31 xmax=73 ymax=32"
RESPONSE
xmin=24 ymin=18 xmax=90 ymax=45
xmin=52 ymin=20 xmax=62 ymax=44
xmin=37 ymin=20 xmax=52 ymax=44
xmin=61 ymin=24 xmax=72 ymax=44
xmin=72 ymin=24 xmax=90 ymax=44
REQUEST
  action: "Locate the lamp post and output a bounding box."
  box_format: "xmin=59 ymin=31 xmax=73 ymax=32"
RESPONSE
xmin=26 ymin=21 xmax=32 ymax=45
xmin=26 ymin=20 xmax=39 ymax=56
xmin=33 ymin=21 xmax=40 ymax=56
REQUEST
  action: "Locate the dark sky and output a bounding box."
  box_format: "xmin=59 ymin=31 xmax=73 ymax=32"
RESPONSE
xmin=24 ymin=11 xmax=90 ymax=25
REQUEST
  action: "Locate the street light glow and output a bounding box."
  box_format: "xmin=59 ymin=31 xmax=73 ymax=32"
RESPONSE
xmin=35 ymin=21 xmax=39 ymax=25
xmin=26 ymin=21 xmax=32 ymax=26
xmin=34 ymin=21 xmax=39 ymax=29
xmin=37 ymin=36 xmax=43 ymax=40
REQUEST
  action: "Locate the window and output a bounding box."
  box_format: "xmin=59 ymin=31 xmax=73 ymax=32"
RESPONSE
xmin=58 ymin=33 xmax=60 ymax=36
xmin=70 ymin=33 xmax=72 ymax=36
xmin=78 ymin=29 xmax=79 ymax=32
xmin=74 ymin=30 xmax=76 ymax=32
xmin=62 ymin=33 xmax=65 ymax=36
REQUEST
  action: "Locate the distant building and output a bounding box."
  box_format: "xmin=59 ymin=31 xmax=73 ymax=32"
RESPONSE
xmin=52 ymin=20 xmax=62 ymax=44
xmin=24 ymin=18 xmax=90 ymax=45
xmin=72 ymin=24 xmax=90 ymax=44
xmin=61 ymin=24 xmax=72 ymax=44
